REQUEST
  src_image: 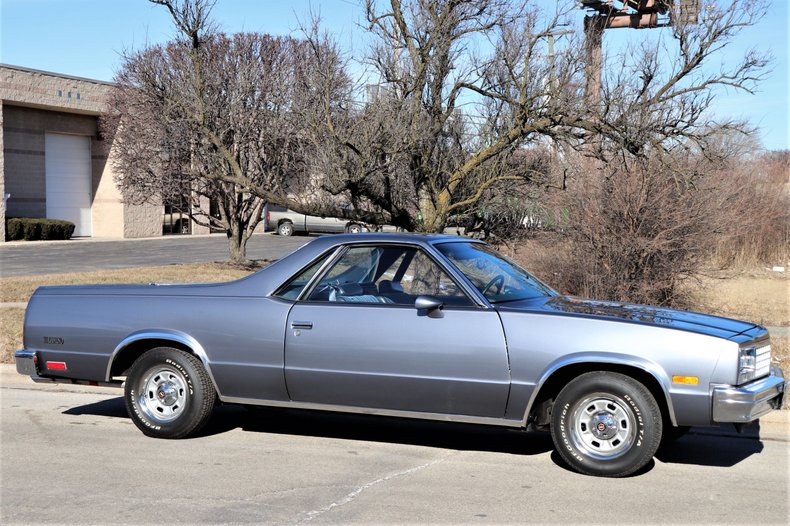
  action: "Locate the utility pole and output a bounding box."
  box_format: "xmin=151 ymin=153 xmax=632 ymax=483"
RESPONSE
xmin=577 ymin=1 xmax=700 ymax=104
xmin=546 ymin=28 xmax=574 ymax=90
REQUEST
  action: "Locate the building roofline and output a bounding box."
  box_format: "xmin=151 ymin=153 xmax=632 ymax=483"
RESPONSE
xmin=0 ymin=63 xmax=115 ymax=87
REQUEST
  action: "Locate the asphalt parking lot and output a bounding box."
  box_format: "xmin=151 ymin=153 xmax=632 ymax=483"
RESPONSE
xmin=1 ymin=371 xmax=787 ymax=525
xmin=0 ymin=233 xmax=309 ymax=277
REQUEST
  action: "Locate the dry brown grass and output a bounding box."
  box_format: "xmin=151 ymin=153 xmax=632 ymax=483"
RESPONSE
xmin=0 ymin=308 xmax=25 ymax=364
xmin=0 ymin=262 xmax=266 ymax=363
xmin=771 ymin=337 xmax=789 ymax=371
xmin=685 ymin=269 xmax=789 ymax=327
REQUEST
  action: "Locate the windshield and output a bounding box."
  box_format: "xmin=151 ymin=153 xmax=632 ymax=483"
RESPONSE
xmin=436 ymin=242 xmax=557 ymax=303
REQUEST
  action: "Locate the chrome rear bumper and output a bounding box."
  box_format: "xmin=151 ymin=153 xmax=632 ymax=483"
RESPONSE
xmin=712 ymin=366 xmax=785 ymax=423
xmin=15 ymin=349 xmax=38 ymax=376
xmin=14 ymin=349 xmax=122 ymax=387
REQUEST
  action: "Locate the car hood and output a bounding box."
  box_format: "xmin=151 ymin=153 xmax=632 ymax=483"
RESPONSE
xmin=496 ymin=296 xmax=759 ymax=340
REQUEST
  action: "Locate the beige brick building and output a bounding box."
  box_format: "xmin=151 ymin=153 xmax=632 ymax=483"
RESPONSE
xmin=0 ymin=64 xmax=179 ymax=242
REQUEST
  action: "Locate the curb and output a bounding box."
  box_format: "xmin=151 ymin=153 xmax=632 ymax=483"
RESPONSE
xmin=0 ymin=302 xmax=28 ymax=309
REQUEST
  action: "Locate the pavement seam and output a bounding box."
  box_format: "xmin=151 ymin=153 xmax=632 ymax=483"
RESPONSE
xmin=298 ymin=451 xmax=455 ymax=523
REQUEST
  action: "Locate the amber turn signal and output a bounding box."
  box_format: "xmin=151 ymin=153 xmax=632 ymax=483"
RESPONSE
xmin=672 ymin=375 xmax=699 ymax=385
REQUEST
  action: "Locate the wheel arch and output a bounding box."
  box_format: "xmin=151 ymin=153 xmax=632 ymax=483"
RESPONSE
xmin=107 ymin=330 xmax=221 ymax=395
xmin=525 ymin=354 xmax=677 ymax=428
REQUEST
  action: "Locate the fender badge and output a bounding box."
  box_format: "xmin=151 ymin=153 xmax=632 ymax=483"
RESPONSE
xmin=43 ymin=337 xmax=65 ymax=345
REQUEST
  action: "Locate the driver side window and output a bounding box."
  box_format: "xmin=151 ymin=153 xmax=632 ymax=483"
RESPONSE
xmin=307 ymin=245 xmax=471 ymax=306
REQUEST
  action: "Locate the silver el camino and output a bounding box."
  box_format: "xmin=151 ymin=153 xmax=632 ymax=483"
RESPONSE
xmin=15 ymin=233 xmax=786 ymax=477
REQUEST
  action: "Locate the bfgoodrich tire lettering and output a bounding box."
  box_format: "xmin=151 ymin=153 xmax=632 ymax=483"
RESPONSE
xmin=550 ymin=371 xmax=662 ymax=477
xmin=124 ymin=347 xmax=216 ymax=439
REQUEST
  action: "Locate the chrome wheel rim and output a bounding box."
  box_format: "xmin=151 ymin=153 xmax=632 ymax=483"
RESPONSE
xmin=137 ymin=366 xmax=188 ymax=423
xmin=569 ymin=393 xmax=636 ymax=460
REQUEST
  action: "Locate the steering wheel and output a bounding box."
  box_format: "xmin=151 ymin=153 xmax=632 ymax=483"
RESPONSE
xmin=481 ymin=274 xmax=505 ymax=296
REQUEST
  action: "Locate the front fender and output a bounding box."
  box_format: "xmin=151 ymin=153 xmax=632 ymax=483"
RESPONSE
xmin=523 ymin=352 xmax=677 ymax=426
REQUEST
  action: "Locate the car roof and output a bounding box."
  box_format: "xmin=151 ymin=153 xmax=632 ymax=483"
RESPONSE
xmin=301 ymin=232 xmax=478 ymax=250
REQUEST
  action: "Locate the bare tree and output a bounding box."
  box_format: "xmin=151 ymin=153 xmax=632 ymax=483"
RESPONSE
xmin=584 ymin=0 xmax=770 ymax=161
xmin=104 ymin=0 xmax=344 ymax=262
xmin=302 ymin=0 xmax=584 ymax=232
xmin=303 ymin=0 xmax=769 ymax=234
xmin=510 ymin=131 xmax=788 ymax=308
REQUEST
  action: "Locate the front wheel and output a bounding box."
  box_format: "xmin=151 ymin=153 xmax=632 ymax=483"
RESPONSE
xmin=124 ymin=347 xmax=216 ymax=439
xmin=550 ymin=371 xmax=662 ymax=477
xmin=346 ymin=223 xmax=363 ymax=234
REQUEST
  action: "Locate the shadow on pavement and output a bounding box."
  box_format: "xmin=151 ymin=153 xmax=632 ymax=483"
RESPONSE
xmin=63 ymin=396 xmax=127 ymax=418
xmin=205 ymin=405 xmax=555 ymax=455
xmin=655 ymin=423 xmax=765 ymax=468
xmin=63 ymin=398 xmax=554 ymax=455
xmin=62 ymin=399 xmax=767 ymax=467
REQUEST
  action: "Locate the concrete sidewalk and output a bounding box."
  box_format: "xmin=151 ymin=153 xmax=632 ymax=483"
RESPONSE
xmin=1 ymin=364 xmax=786 ymax=440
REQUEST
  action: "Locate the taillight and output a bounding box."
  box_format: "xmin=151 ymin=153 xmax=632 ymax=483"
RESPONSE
xmin=46 ymin=361 xmax=67 ymax=371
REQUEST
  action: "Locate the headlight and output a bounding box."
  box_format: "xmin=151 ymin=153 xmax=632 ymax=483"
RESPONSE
xmin=738 ymin=340 xmax=772 ymax=385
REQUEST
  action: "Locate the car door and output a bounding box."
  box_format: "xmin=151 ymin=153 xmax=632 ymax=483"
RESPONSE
xmin=282 ymin=244 xmax=511 ymax=418
xmin=306 ymin=213 xmax=345 ymax=233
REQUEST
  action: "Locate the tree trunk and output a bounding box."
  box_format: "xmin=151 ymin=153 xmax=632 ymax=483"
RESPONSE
xmin=227 ymin=227 xmax=248 ymax=264
xmin=417 ymin=188 xmax=446 ymax=233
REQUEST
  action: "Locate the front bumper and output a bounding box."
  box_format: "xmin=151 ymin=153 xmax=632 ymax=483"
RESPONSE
xmin=712 ymin=365 xmax=785 ymax=423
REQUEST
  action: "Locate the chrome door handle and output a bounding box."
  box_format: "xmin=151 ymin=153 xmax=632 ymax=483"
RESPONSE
xmin=291 ymin=321 xmax=313 ymax=330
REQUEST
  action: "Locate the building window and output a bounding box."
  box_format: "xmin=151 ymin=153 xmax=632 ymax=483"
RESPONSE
xmin=76 ymin=93 xmax=81 ymax=100
xmin=57 ymin=90 xmax=62 ymax=97
xmin=67 ymin=92 xmax=72 ymax=98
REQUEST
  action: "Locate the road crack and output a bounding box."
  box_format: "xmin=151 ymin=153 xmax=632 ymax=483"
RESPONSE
xmin=298 ymin=451 xmax=454 ymax=523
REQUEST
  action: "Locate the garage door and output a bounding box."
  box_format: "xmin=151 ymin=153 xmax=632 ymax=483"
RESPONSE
xmin=45 ymin=133 xmax=92 ymax=237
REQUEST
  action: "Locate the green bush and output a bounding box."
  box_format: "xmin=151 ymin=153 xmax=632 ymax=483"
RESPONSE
xmin=5 ymin=218 xmax=76 ymax=241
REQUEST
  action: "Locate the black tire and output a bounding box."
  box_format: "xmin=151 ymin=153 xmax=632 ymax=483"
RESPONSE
xmin=346 ymin=223 xmax=363 ymax=234
xmin=278 ymin=221 xmax=294 ymax=236
xmin=124 ymin=347 xmax=216 ymax=439
xmin=550 ymin=371 xmax=662 ymax=477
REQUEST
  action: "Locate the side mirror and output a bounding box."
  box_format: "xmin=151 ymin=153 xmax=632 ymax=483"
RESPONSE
xmin=415 ymin=296 xmax=444 ymax=318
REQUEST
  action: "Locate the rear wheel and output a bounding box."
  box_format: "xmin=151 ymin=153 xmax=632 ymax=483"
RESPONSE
xmin=346 ymin=223 xmax=363 ymax=234
xmin=124 ymin=347 xmax=215 ymax=439
xmin=550 ymin=371 xmax=662 ymax=477
xmin=278 ymin=221 xmax=294 ymax=236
